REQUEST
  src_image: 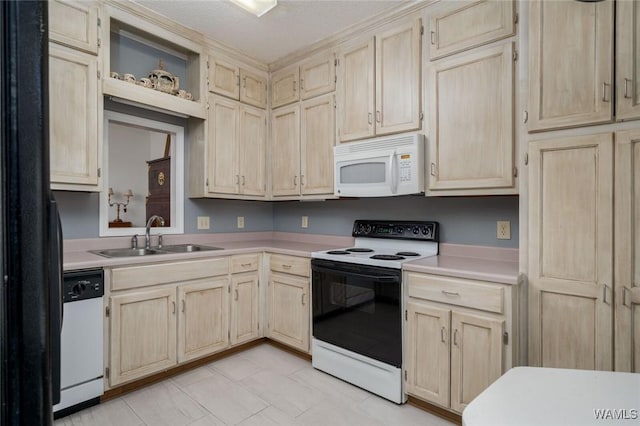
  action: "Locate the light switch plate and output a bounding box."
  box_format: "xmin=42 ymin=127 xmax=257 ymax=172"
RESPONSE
xmin=497 ymin=220 xmax=511 ymax=240
xmin=301 ymin=216 xmax=308 ymax=228
xmin=237 ymin=216 xmax=245 ymax=229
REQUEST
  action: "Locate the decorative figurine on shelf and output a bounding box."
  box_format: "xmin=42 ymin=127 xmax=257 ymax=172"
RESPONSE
xmin=148 ymin=59 xmax=180 ymax=95
xmin=108 ymin=188 xmax=134 ymax=228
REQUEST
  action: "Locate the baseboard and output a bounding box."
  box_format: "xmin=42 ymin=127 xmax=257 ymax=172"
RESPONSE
xmin=407 ymin=396 xmax=462 ymax=425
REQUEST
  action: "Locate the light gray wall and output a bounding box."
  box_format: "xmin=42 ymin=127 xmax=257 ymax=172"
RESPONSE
xmin=272 ymin=196 xmax=519 ymax=248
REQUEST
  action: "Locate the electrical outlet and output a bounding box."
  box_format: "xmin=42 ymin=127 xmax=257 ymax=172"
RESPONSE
xmin=301 ymin=216 xmax=309 ymax=228
xmin=197 ymin=216 xmax=210 ymax=230
xmin=237 ymin=216 xmax=245 ymax=229
xmin=497 ymin=220 xmax=511 ymax=240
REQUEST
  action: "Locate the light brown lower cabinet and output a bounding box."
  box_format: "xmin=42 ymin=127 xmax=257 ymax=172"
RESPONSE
xmin=230 ymin=272 xmax=260 ymax=346
xmin=405 ymin=272 xmax=517 ymax=414
xmin=107 ymin=258 xmax=231 ymax=387
xmin=267 ymin=254 xmax=311 ymax=352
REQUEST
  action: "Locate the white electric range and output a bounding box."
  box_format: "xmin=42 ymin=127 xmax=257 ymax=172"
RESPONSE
xmin=310 ymin=220 xmax=439 ymax=404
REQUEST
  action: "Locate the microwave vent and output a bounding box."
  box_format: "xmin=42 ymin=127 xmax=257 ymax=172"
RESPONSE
xmin=335 ymin=133 xmax=422 ymax=155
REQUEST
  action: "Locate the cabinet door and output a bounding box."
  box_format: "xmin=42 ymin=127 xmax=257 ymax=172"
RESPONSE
xmin=428 ymin=0 xmax=515 ymax=60
xmin=300 ymin=53 xmax=336 ymax=100
xmin=450 ymin=311 xmax=503 ymax=413
xmin=529 ymin=134 xmax=613 ymax=370
xmin=231 ymin=272 xmax=260 ymax=346
xmin=178 ymin=278 xmax=229 ymax=362
xmin=406 ymin=301 xmax=451 ymax=408
xmin=240 ymin=69 xmax=267 ymax=109
xmin=207 ymin=95 xmax=239 ymax=195
xmin=375 ymin=18 xmax=421 ymax=136
xmin=208 ymin=57 xmax=239 ymax=99
xmin=428 ymin=43 xmax=514 ymax=193
xmin=616 ymin=0 xmax=640 ymax=121
xmin=271 ymin=66 xmax=299 ymax=108
xmin=528 ymin=0 xmax=613 ymax=131
xmin=49 ymin=43 xmax=100 ymax=188
xmin=49 ymin=0 xmax=99 ymax=54
xmin=109 ymin=287 xmax=177 ymax=386
xmin=614 ymin=129 xmax=640 ymax=372
xmin=300 ymin=94 xmax=335 ymax=195
xmin=337 ymin=38 xmax=375 ymax=142
xmin=239 ymin=105 xmax=266 ymax=196
xmin=271 ymin=105 xmax=300 ymax=196
xmin=268 ymin=272 xmax=309 ymax=352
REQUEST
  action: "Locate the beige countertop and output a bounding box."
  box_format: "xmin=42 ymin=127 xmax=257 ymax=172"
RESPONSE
xmin=64 ymin=232 xmax=520 ymax=284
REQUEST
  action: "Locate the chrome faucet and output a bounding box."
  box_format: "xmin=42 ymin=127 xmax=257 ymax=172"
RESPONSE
xmin=145 ymin=215 xmax=165 ymax=249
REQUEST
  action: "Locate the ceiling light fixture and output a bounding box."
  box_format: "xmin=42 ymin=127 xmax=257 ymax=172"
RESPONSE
xmin=229 ymin=0 xmax=277 ymax=17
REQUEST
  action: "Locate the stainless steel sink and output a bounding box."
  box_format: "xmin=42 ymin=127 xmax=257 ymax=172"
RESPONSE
xmin=158 ymin=244 xmax=222 ymax=253
xmin=92 ymin=248 xmax=163 ymax=258
xmin=91 ymin=244 xmax=222 ymax=258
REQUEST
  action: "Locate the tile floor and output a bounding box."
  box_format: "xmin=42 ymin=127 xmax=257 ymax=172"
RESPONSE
xmin=55 ymin=343 xmax=457 ymax=426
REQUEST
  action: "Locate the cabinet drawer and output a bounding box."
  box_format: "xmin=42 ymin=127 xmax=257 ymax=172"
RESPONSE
xmin=111 ymin=257 xmax=229 ymax=291
xmin=231 ymin=254 xmax=260 ymax=273
xmin=407 ymin=272 xmax=504 ymax=314
xmin=270 ymin=254 xmax=309 ymax=277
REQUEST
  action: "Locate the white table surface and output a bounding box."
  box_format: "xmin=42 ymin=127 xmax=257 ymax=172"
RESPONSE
xmin=463 ymin=367 xmax=640 ymax=426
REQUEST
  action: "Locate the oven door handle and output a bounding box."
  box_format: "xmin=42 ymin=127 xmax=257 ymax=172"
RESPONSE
xmin=312 ymin=265 xmax=400 ymax=283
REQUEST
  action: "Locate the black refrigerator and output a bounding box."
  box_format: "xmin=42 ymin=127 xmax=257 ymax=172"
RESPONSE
xmin=1 ymin=2 xmax=63 ymax=425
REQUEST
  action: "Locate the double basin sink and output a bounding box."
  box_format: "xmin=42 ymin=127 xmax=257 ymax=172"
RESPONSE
xmin=92 ymin=244 xmax=222 ymax=258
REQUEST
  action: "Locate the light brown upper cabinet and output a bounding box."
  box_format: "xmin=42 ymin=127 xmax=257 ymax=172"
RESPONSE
xmin=271 ymin=51 xmax=336 ymax=108
xmin=208 ymin=56 xmax=267 ymax=109
xmin=614 ymin=129 xmax=640 ymax=372
xmin=271 ymin=94 xmax=335 ymax=198
xmin=300 ymin=52 xmax=336 ymax=100
xmin=427 ymin=42 xmax=515 ymax=195
xmin=337 ymin=18 xmax=421 ymax=142
xmin=49 ymin=0 xmax=100 ymax=55
xmin=528 ymin=133 xmax=613 ymax=371
xmin=206 ymin=94 xmax=266 ymax=198
xmin=616 ymin=1 xmax=640 ymax=121
xmin=428 ymin=0 xmax=515 ymax=60
xmin=528 ymin=0 xmax=613 ymax=132
xmin=271 ymin=66 xmax=300 ymax=109
xmin=49 ymin=43 xmax=101 ymax=190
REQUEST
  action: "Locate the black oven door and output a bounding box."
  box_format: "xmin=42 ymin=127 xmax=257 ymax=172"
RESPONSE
xmin=311 ymin=259 xmax=402 ymax=367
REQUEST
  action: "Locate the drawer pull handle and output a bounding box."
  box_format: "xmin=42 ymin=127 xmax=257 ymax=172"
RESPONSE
xmin=301 ymin=293 xmax=306 ymax=306
xmin=441 ymin=326 xmax=446 ymax=343
xmin=441 ymin=290 xmax=460 ymax=297
xmin=241 ymin=263 xmax=252 ymax=267
xmin=235 ymin=289 xmax=239 ymax=301
xmin=282 ymin=264 xmax=292 ymax=269
xmin=453 ymin=329 xmax=459 ymax=346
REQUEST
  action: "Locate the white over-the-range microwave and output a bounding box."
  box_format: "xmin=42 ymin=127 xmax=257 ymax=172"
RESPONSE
xmin=334 ymin=132 xmax=424 ymax=197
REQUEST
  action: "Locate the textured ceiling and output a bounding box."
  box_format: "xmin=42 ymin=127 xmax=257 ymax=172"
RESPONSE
xmin=134 ymin=0 xmax=406 ymax=64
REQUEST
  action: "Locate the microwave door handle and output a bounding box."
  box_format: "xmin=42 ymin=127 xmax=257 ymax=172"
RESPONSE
xmin=388 ymin=150 xmax=397 ymax=194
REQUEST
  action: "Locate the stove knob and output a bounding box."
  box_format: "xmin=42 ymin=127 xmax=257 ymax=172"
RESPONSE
xmin=365 ymin=224 xmax=372 ymax=234
xmin=422 ymin=226 xmax=432 ymax=238
xmin=357 ymin=224 xmax=365 ymax=235
xmin=394 ymin=226 xmax=404 ymax=234
xmin=412 ymin=226 xmax=420 ymax=235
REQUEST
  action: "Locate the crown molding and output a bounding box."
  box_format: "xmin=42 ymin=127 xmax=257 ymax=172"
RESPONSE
xmin=268 ymin=0 xmax=437 ymax=71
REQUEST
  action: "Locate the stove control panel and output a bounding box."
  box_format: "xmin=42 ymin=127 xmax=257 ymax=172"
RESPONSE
xmin=352 ymin=220 xmax=439 ymax=241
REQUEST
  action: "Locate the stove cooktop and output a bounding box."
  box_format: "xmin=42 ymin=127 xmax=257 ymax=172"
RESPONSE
xmin=311 ymin=220 xmax=439 ymax=269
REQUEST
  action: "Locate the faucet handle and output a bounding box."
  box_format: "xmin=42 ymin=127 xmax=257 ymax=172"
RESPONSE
xmin=131 ymin=234 xmax=138 ymax=249
xmin=157 ymin=234 xmax=163 ymax=248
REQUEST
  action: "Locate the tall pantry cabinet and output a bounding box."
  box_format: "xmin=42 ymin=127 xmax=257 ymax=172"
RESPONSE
xmin=527 ymin=0 xmax=640 ymax=372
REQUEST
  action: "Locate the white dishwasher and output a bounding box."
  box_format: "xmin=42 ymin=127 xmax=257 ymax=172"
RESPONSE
xmin=54 ymin=269 xmax=104 ymax=418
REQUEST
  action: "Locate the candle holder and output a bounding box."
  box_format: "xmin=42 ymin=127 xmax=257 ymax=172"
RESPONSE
xmin=108 ymin=187 xmax=133 ymax=223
